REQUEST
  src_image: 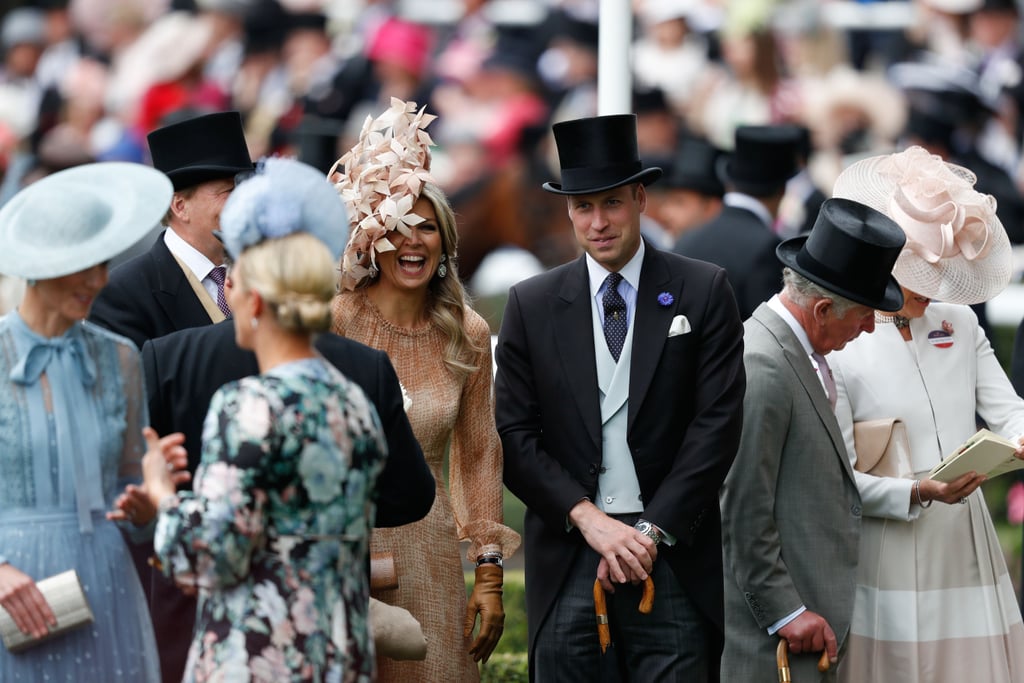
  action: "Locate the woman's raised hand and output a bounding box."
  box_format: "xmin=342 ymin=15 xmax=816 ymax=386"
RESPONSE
xmin=140 ymin=427 xmax=190 ymax=507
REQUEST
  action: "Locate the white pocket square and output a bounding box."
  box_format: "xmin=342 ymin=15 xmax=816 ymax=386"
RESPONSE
xmin=668 ymin=315 xmax=691 ymax=337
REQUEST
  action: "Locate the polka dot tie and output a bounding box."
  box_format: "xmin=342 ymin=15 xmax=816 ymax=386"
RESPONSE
xmin=208 ymin=265 xmax=231 ymax=318
xmin=602 ymin=272 xmax=627 ymax=362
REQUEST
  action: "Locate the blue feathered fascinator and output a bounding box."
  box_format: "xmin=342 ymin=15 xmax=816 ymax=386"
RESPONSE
xmin=217 ymin=157 xmax=349 ymax=261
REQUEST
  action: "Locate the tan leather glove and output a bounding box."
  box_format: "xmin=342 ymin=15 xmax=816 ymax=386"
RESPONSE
xmin=464 ymin=563 xmax=504 ymax=663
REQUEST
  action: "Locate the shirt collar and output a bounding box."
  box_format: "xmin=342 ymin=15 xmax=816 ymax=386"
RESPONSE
xmin=163 ymin=227 xmax=220 ymax=281
xmin=724 ymin=192 xmax=773 ymax=229
xmin=585 ymin=239 xmax=645 ymax=298
xmin=767 ymin=294 xmax=815 ymax=357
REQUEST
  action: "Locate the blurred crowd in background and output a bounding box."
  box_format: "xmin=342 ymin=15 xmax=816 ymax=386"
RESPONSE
xmin=1 ymin=0 xmax=1024 ymax=310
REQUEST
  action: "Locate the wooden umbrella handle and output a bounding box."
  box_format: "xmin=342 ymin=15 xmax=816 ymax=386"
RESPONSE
xmin=776 ymin=639 xmax=791 ymax=682
xmin=776 ymin=638 xmax=831 ymax=681
xmin=593 ymin=579 xmax=610 ymax=653
xmin=593 ymin=576 xmax=656 ymax=653
xmin=638 ymin=576 xmax=655 ymax=614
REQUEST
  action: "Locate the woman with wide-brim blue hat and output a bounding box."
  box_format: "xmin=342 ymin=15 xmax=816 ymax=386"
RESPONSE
xmin=0 ymin=161 xmax=177 ymax=682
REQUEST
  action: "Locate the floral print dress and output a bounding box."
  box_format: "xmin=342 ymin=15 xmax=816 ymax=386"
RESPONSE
xmin=154 ymin=358 xmax=386 ymax=683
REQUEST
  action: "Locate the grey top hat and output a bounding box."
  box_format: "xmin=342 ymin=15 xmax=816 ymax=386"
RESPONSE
xmin=776 ymin=198 xmax=906 ymax=311
xmin=543 ymin=115 xmax=662 ymax=195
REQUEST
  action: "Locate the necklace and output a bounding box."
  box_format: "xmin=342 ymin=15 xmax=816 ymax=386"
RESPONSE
xmin=875 ymin=312 xmax=910 ymax=329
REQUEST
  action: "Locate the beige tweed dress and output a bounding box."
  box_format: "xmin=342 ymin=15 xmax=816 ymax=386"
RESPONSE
xmin=332 ymin=289 xmax=520 ymax=682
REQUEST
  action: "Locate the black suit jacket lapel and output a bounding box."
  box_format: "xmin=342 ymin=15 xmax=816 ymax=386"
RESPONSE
xmin=628 ymin=247 xmax=676 ymax=431
xmin=552 ymin=257 xmax=601 ymax=451
xmin=150 ymin=236 xmax=215 ymax=328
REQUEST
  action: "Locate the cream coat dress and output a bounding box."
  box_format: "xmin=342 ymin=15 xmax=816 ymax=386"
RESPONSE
xmin=831 ymin=302 xmax=1024 ymax=682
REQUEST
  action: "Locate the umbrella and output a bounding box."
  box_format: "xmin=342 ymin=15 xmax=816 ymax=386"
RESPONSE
xmin=776 ymin=638 xmax=831 ymax=681
xmin=593 ymin=577 xmax=654 ymax=654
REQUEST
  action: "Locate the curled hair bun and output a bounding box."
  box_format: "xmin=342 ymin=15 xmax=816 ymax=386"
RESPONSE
xmin=271 ymin=293 xmax=332 ymax=333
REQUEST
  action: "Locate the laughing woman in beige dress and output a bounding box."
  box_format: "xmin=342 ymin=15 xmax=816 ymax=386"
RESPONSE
xmin=329 ymin=99 xmax=520 ymax=682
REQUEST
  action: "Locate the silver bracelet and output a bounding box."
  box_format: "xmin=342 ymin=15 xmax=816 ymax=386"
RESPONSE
xmin=476 ymin=550 xmax=503 ymax=567
xmin=914 ymin=479 xmax=932 ymax=508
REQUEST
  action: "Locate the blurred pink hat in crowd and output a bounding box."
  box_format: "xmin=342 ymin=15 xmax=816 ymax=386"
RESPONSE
xmin=366 ymin=17 xmax=433 ymax=79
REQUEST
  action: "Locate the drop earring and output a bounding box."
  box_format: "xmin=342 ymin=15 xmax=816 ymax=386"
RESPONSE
xmin=438 ymin=253 xmax=448 ymax=279
xmin=250 ymin=317 xmax=258 ymax=330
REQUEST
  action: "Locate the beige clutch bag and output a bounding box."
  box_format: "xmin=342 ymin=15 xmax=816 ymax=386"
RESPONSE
xmin=853 ymin=418 xmax=913 ymax=479
xmin=0 ymin=570 xmax=95 ymax=653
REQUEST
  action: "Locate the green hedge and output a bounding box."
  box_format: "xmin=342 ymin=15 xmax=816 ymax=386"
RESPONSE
xmin=480 ymin=653 xmax=528 ymax=682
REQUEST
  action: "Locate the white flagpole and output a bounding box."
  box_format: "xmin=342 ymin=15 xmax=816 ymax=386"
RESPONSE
xmin=597 ymin=0 xmax=632 ymax=116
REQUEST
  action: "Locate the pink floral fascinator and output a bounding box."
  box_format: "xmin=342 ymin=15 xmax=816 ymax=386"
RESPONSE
xmin=329 ymin=98 xmax=437 ymax=290
xmin=832 ymin=146 xmax=1012 ymax=305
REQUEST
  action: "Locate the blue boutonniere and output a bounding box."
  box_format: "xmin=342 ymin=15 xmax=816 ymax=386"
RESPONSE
xmin=657 ymin=292 xmax=674 ymax=307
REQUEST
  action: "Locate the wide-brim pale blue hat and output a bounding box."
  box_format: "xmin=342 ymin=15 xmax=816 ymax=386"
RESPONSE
xmin=0 ymin=162 xmax=172 ymax=280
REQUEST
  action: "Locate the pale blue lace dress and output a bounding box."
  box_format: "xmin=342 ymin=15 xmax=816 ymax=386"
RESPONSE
xmin=154 ymin=357 xmax=387 ymax=682
xmin=0 ymin=311 xmax=159 ymax=681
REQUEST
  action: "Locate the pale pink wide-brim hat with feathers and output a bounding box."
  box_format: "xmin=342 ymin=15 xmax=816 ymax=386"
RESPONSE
xmin=832 ymin=146 xmax=1012 ymax=305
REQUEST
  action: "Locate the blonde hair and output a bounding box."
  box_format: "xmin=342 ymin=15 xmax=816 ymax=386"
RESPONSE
xmin=418 ymin=182 xmax=485 ymax=378
xmin=236 ymin=232 xmax=337 ymax=333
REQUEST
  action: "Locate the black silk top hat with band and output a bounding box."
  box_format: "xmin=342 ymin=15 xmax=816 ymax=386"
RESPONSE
xmin=718 ymin=124 xmax=802 ymax=195
xmin=147 ymin=111 xmax=254 ymax=191
xmin=776 ymin=197 xmax=906 ymax=312
xmin=666 ymin=135 xmax=725 ymax=197
xmin=543 ymin=114 xmax=662 ymax=195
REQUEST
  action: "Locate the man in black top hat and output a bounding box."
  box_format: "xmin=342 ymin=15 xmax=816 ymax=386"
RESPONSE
xmin=674 ymin=124 xmax=802 ymax=320
xmin=86 ymin=110 xmax=253 ymax=676
xmin=90 ymin=111 xmax=254 ymax=349
xmin=656 ymin=134 xmax=725 ymax=239
xmin=721 ymin=198 xmax=906 ymax=682
xmin=495 ymin=114 xmax=745 ymax=681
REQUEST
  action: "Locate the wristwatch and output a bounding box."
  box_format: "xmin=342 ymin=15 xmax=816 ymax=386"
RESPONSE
xmin=634 ymin=520 xmax=663 ymax=546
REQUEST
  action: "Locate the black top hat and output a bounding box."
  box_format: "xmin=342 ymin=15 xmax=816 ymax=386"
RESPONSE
xmin=543 ymin=115 xmax=662 ymax=195
xmin=719 ymin=125 xmax=802 ymax=196
xmin=666 ymin=135 xmax=725 ymax=197
xmin=904 ymin=106 xmax=956 ymax=148
xmin=147 ymin=111 xmax=253 ymax=191
xmin=550 ymin=10 xmax=599 ymax=50
xmin=977 ymin=0 xmax=1018 ymax=13
xmin=777 ymin=198 xmax=906 ymax=311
